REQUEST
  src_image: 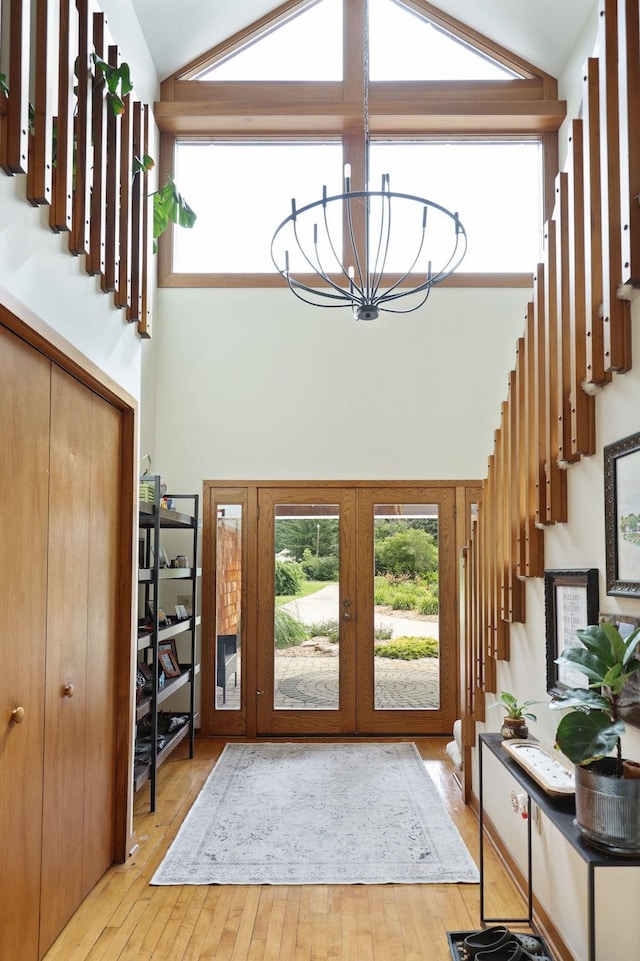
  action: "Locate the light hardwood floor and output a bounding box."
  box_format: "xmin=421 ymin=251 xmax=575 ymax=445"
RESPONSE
xmin=43 ymin=738 xmax=527 ymax=961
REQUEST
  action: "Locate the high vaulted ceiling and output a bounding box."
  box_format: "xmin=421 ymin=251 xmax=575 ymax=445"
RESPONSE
xmin=130 ymin=0 xmax=596 ymax=83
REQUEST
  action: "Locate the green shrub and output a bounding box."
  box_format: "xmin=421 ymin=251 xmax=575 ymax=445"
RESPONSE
xmin=375 ymin=529 xmax=438 ymax=577
xmin=418 ymin=592 xmax=439 ymax=615
xmin=274 ymin=607 xmax=308 ymax=649
xmin=274 ymin=559 xmax=305 ymax=596
xmin=390 ymin=587 xmax=417 ymax=610
xmin=306 ymin=618 xmax=340 ymax=643
xmin=300 ymin=554 xmax=339 ymax=581
xmin=374 ymin=636 xmax=439 ymax=660
xmin=374 ymin=622 xmax=393 ymax=640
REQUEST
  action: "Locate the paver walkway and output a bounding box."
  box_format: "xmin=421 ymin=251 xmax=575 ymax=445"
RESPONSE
xmin=218 ymin=583 xmax=441 ymax=711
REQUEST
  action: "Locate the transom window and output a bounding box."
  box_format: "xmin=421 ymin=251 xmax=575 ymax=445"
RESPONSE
xmin=156 ymin=0 xmax=563 ymax=287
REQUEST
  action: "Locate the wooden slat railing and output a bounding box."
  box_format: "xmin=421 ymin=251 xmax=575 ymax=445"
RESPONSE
xmin=463 ymin=0 xmax=640 ymax=742
xmin=0 ymin=0 xmax=155 ymax=335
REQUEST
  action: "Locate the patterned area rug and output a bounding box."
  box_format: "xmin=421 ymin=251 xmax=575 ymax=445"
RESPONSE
xmin=151 ymin=742 xmax=479 ymax=885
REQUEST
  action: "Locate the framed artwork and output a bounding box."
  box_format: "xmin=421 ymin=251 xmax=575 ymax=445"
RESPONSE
xmin=599 ymin=613 xmax=640 ymax=728
xmin=545 ymin=568 xmax=599 ymax=695
xmin=604 ymin=431 xmax=640 ymax=597
xmin=158 ymin=648 xmax=181 ymax=678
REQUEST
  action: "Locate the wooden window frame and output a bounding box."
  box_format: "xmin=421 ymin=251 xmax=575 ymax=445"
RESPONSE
xmin=154 ymin=0 xmax=564 ymax=288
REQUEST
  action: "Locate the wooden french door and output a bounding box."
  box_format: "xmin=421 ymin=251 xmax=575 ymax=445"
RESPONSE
xmin=256 ymin=488 xmax=358 ymax=734
xmin=254 ymin=485 xmax=457 ymax=737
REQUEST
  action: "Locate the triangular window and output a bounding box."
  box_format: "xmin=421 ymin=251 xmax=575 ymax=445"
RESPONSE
xmin=197 ymin=0 xmax=343 ymax=81
xmin=369 ymin=0 xmax=520 ymax=81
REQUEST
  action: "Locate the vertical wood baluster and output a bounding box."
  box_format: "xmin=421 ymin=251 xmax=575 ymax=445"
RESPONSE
xmin=617 ymin=0 xmax=640 ymax=288
xmin=498 ymin=403 xmax=509 ymax=624
xmin=471 ymin=525 xmax=485 ymax=722
xmin=69 ymin=0 xmax=91 ymax=255
xmin=26 ymin=0 xmax=56 ymax=205
xmin=102 ymin=44 xmax=121 ymax=293
xmin=533 ymin=264 xmax=548 ymax=527
xmin=583 ymin=58 xmax=609 ymax=387
xmin=128 ymin=100 xmax=143 ymax=323
xmin=568 ymin=119 xmax=596 ymax=457
xmin=138 ymin=104 xmax=152 ymax=337
xmin=599 ymin=0 xmax=631 ymax=373
xmin=514 ymin=336 xmax=528 ymax=580
xmin=508 ymin=369 xmax=525 ymax=622
xmin=115 ymin=89 xmax=133 ymax=308
xmin=49 ymin=0 xmax=76 ymax=232
xmin=554 ymin=172 xmax=576 ymax=466
xmin=524 ymin=303 xmax=545 ymax=578
xmin=543 ymin=221 xmax=567 ymax=523
xmin=0 ymin=0 xmax=30 ymax=175
xmin=87 ymin=12 xmax=106 ymax=277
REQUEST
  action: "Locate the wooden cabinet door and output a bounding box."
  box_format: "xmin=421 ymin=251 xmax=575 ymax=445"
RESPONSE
xmin=39 ymin=367 xmax=93 ymax=956
xmin=82 ymin=392 xmax=121 ymax=896
xmin=0 ymin=326 xmax=51 ymax=961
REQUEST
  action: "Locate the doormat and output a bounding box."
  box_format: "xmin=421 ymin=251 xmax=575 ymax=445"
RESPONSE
xmin=151 ymin=742 xmax=479 ymax=885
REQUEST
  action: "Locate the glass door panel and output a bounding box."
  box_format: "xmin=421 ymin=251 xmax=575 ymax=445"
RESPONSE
xmin=202 ymin=487 xmax=249 ymax=737
xmin=274 ymin=503 xmax=341 ymax=711
xmin=215 ymin=504 xmax=243 ymax=711
xmin=356 ymin=487 xmax=457 ymax=735
xmin=257 ymin=488 xmax=356 ymax=735
xmin=372 ymin=502 xmax=440 ymax=711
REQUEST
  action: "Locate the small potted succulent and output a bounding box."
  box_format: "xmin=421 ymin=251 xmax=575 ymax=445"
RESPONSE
xmin=550 ymin=622 xmax=640 ymax=855
xmin=492 ymin=690 xmax=539 ymax=740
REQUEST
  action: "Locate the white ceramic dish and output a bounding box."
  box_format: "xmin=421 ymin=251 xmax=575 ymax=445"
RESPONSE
xmin=501 ymin=739 xmax=575 ymax=796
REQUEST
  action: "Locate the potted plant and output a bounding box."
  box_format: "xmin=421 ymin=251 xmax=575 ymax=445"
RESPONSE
xmin=492 ymin=690 xmax=539 ymax=740
xmin=550 ymin=622 xmax=640 ymax=855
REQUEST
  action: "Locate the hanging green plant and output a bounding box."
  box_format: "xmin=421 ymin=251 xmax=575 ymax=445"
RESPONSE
xmin=151 ymin=174 xmax=197 ymax=252
xmin=91 ymin=54 xmax=132 ymax=116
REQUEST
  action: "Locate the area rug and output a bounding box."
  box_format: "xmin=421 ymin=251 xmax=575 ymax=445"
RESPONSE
xmin=151 ymin=742 xmax=479 ymax=885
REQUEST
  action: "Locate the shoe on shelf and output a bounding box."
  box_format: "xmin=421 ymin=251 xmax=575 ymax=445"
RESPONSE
xmin=463 ymin=927 xmax=544 ymax=959
xmin=475 ymin=940 xmax=551 ymax=961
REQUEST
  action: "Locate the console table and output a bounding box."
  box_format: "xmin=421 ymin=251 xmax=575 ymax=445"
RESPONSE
xmin=478 ymin=733 xmax=640 ymax=961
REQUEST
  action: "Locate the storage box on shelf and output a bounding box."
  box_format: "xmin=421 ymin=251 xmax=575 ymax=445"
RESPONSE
xmin=136 ymin=475 xmax=201 ymax=811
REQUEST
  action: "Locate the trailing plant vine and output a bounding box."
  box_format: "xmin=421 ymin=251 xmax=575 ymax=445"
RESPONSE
xmin=1 ymin=57 xmax=196 ymax=252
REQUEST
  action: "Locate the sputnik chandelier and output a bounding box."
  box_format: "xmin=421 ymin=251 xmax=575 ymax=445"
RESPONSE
xmin=270 ymin=0 xmax=467 ymax=320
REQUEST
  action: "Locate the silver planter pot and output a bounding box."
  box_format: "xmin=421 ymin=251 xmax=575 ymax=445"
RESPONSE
xmin=575 ymin=758 xmax=640 ymax=856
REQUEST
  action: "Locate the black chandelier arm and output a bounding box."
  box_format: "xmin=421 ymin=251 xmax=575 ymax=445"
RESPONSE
xmin=379 ymin=286 xmax=433 ymax=314
xmin=344 ymin=193 xmax=368 ymax=302
xmin=369 ymin=186 xmax=392 ymax=303
xmin=320 ymin=201 xmax=364 ymax=302
xmin=283 ymin=276 xmax=358 ymax=310
xmin=376 ymin=201 xmax=429 ymax=301
xmin=378 ymin=233 xmax=467 ymax=305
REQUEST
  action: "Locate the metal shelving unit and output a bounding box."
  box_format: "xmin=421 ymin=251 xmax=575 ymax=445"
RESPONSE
xmin=136 ymin=475 xmax=200 ymax=811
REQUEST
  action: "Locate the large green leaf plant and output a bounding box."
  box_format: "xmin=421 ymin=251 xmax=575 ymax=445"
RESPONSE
xmin=550 ymin=622 xmax=640 ymax=773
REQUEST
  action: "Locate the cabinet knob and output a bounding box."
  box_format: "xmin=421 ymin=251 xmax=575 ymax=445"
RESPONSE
xmin=63 ymin=684 xmax=75 ymax=699
xmin=11 ymin=706 xmax=25 ymax=724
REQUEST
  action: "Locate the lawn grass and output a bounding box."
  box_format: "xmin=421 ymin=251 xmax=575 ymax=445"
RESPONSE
xmin=275 ymin=580 xmax=328 ymax=606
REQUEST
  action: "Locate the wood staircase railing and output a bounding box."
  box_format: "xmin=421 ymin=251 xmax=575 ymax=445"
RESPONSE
xmin=0 ymin=0 xmax=154 ymax=337
xmin=462 ymin=0 xmax=639 ymax=748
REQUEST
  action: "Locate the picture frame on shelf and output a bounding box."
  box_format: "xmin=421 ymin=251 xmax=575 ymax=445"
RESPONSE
xmin=604 ymin=430 xmax=640 ymax=597
xmin=159 ymin=639 xmax=179 ymax=664
xmin=176 ymin=593 xmax=193 ymax=616
xmin=158 ymin=649 xmax=181 ymax=678
xmin=599 ymin=613 xmax=640 ymax=728
xmin=544 ymin=568 xmax=599 ymax=695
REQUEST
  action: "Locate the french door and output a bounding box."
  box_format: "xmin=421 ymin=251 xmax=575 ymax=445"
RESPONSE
xmin=203 ymin=483 xmax=460 ymax=737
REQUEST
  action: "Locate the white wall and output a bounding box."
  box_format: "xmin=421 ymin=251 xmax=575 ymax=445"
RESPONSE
xmin=149 ymin=286 xmax=529 ymax=490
